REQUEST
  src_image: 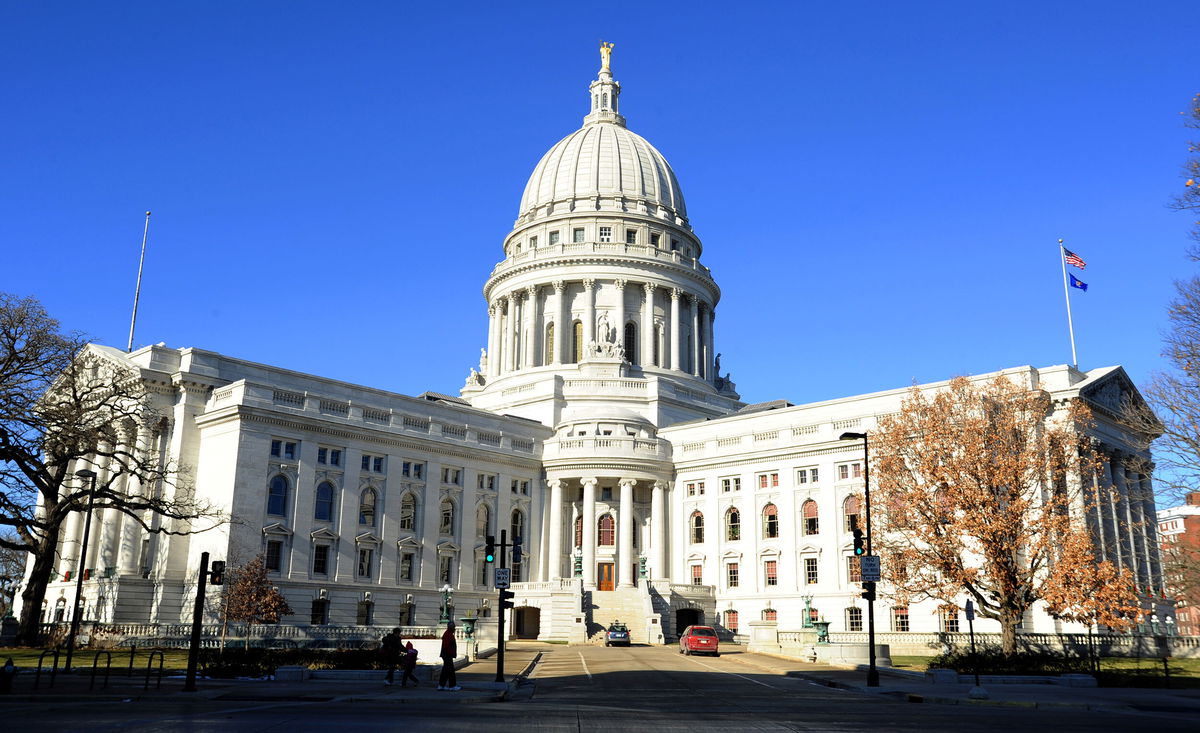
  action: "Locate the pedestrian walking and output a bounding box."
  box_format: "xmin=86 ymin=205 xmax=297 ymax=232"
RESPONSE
xmin=401 ymin=641 xmax=420 ymax=687
xmin=381 ymin=627 xmax=403 ymax=685
xmin=438 ymin=621 xmax=461 ymax=690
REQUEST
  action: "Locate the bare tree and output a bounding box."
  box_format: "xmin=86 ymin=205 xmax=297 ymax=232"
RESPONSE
xmin=0 ymin=292 xmax=222 ymax=644
xmin=871 ymin=375 xmax=1141 ymax=655
xmin=0 ymin=533 xmax=23 ymax=618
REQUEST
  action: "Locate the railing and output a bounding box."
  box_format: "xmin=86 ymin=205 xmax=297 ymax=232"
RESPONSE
xmin=320 ymin=399 xmax=350 ymax=416
xmin=71 ymin=622 xmax=462 ymax=650
xmin=272 ymin=390 xmax=305 ymax=408
xmin=90 ymin=650 xmax=112 ymax=690
xmin=363 ymin=407 xmax=390 ymax=423
xmin=478 ymin=432 xmax=502 ymax=447
xmin=441 ymin=425 xmax=467 ymax=439
xmin=489 ymin=241 xmax=715 ymax=279
xmin=563 ymin=379 xmax=647 ymax=391
xmin=144 ymin=649 xmax=164 ymax=690
xmin=34 ymin=648 xmax=59 ymax=689
xmin=511 ymin=438 xmax=535 ymax=452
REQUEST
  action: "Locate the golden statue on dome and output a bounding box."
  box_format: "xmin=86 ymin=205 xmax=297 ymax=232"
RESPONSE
xmin=600 ymin=41 xmax=614 ymax=72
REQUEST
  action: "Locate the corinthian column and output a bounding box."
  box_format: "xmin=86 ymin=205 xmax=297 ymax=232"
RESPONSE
xmin=582 ymin=279 xmax=596 ymax=354
xmin=506 ymin=292 xmax=519 ymax=371
xmin=706 ymin=306 xmax=716 ymax=382
xmin=641 ymin=283 xmax=655 ymax=367
xmin=690 ymin=297 xmax=701 ymax=376
xmin=618 ymin=478 xmax=635 ymax=587
xmin=551 ymin=281 xmax=565 ymax=365
xmin=523 ymin=285 xmax=539 ymax=368
xmin=547 ymin=478 xmax=564 ymax=580
xmin=613 ymin=279 xmax=627 ymax=357
xmin=651 ymin=480 xmax=667 ymax=580
xmin=582 ymin=477 xmax=597 ymax=588
xmin=486 ymin=305 xmax=499 ymax=378
xmin=670 ymin=289 xmax=682 ymax=371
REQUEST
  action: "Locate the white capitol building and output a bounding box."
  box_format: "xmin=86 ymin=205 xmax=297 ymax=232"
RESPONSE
xmin=31 ymin=48 xmax=1169 ymax=645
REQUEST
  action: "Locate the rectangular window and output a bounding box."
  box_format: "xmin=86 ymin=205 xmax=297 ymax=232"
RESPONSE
xmin=357 ymin=600 xmax=373 ymax=625
xmin=756 ymin=472 xmax=779 ymax=489
xmin=838 ymin=464 xmax=848 ymax=480
xmin=271 ymin=440 xmax=298 ymax=460
xmin=848 ymin=556 xmax=862 ymax=583
xmin=439 ymin=556 xmax=453 ymax=584
xmin=796 ymin=467 xmax=818 ymax=484
xmin=670 ymin=238 xmax=680 ymax=251
xmin=726 ymin=610 xmax=738 ymax=632
xmin=479 ymin=473 xmax=496 ymax=490
xmin=893 ymin=606 xmax=910 ymax=632
xmin=443 ymin=467 xmax=462 ymax=485
xmin=357 ymin=548 xmax=373 ymax=578
xmin=401 ymin=461 xmax=424 ymax=479
xmin=687 ymin=482 xmax=696 ymax=497
xmin=764 ymin=559 xmax=778 ymax=586
xmin=696 ymin=481 xmax=705 ymax=495
xmin=573 ymin=227 xmax=585 ymax=243
xmin=838 ymin=462 xmax=862 ymax=481
xmin=691 ymin=564 xmax=704 ymax=586
xmin=804 ymin=557 xmax=819 ymax=585
xmin=520 ymin=481 xmax=529 ymax=495
xmin=598 ymin=226 xmax=612 ymax=242
xmin=317 ymin=447 xmax=327 ymax=464
xmin=727 ymin=562 xmax=739 ymax=588
xmin=265 ymin=540 xmax=283 ymax=572
xmin=311 ymin=599 xmax=329 ymax=625
xmin=529 ymin=235 xmax=538 ymax=248
xmin=940 ymin=606 xmax=960 ymax=633
xmin=721 ymin=477 xmax=741 ymax=493
xmin=362 ymin=455 xmax=370 ymax=471
xmin=400 ymin=552 xmax=414 ymax=581
xmin=625 ymin=229 xmax=637 ymax=244
xmin=549 ymin=230 xmax=560 ymax=245
xmin=312 ymin=545 xmax=330 ymax=575
xmin=763 ymin=608 xmax=777 ymax=621
xmin=601 ymin=487 xmax=613 ymax=501
xmin=847 ymin=607 xmax=863 ymax=631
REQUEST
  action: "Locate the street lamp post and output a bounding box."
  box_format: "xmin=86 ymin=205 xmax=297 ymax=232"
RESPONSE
xmin=440 ymin=584 xmax=453 ymax=624
xmin=840 ymin=431 xmax=879 ymax=687
xmin=64 ymin=469 xmax=98 ymax=673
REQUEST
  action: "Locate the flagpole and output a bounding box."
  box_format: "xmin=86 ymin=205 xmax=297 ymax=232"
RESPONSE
xmin=127 ymin=211 xmax=151 ymax=353
xmin=1058 ymin=238 xmax=1078 ymax=369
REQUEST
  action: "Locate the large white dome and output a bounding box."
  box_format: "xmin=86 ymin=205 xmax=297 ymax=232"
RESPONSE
xmin=517 ymin=122 xmax=687 ymax=223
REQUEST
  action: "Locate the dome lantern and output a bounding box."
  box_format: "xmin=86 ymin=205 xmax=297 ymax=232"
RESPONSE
xmin=584 ymin=42 xmax=625 ymax=128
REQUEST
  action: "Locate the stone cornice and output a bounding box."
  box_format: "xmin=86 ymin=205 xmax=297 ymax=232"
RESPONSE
xmin=484 ymin=253 xmax=719 ymax=302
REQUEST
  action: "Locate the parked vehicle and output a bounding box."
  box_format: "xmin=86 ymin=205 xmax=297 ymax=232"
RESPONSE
xmin=678 ymin=625 xmax=720 ymax=656
xmin=605 ymin=622 xmax=631 ymax=646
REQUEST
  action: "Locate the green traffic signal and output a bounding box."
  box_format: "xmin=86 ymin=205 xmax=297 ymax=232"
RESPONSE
xmin=485 ymin=535 xmax=495 ymax=564
xmin=852 ymin=528 xmax=865 ymax=556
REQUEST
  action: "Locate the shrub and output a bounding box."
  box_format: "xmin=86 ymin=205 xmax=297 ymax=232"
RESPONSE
xmin=928 ymin=646 xmax=1092 ymax=676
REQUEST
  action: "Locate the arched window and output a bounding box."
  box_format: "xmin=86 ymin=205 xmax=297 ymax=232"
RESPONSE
xmin=314 ymin=481 xmax=335 ymax=522
xmin=440 ymin=499 xmax=455 ymax=536
xmin=399 ymin=493 xmax=417 ymax=531
xmin=476 ymin=504 xmax=490 ymax=539
xmin=359 ymin=488 xmax=377 ymax=527
xmin=267 ymin=475 xmax=289 ymax=517
xmin=690 ymin=511 xmax=705 ymax=544
xmin=545 ymin=322 xmax=555 ymax=363
xmin=762 ymin=503 xmax=779 ymax=539
xmin=574 ymin=515 xmax=583 ymax=548
xmin=598 ymin=514 xmax=615 ymax=546
xmin=511 ymin=509 xmax=526 ymax=543
xmin=602 ymin=92 xmax=609 ymax=108
xmin=624 ymin=322 xmax=637 ymax=364
xmin=844 ymin=495 xmax=862 ymax=533
xmin=572 ymin=320 xmax=583 ymax=363
xmin=725 ymin=507 xmax=741 ymax=541
xmin=802 ymin=499 xmax=819 ymax=536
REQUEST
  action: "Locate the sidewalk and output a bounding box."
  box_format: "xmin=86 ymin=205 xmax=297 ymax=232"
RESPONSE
xmin=721 ymin=647 xmax=1200 ymax=715
xmin=0 ymin=643 xmax=546 ymax=705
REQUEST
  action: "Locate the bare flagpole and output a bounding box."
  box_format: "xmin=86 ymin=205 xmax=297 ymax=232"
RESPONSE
xmin=127 ymin=211 xmax=152 ymax=352
xmin=1058 ymin=237 xmax=1078 ymax=368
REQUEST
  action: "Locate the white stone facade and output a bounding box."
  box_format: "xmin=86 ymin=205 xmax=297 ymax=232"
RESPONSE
xmin=24 ymin=50 xmax=1173 ymax=641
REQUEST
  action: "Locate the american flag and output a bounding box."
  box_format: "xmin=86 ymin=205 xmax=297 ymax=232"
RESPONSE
xmin=1063 ymin=248 xmax=1086 ymax=269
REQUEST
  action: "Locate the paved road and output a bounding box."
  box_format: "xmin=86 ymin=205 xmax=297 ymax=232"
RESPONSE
xmin=5 ymin=644 xmax=1188 ymax=731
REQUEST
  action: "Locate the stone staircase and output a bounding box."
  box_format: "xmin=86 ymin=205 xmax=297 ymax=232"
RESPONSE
xmin=588 ymin=586 xmax=654 ymax=644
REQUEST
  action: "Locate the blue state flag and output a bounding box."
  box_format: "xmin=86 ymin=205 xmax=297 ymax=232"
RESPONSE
xmin=1069 ymin=274 xmax=1088 ymax=291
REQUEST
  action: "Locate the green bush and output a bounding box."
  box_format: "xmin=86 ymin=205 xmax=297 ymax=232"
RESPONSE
xmin=928 ymin=646 xmax=1093 ymax=676
xmin=199 ymin=647 xmax=397 ymax=678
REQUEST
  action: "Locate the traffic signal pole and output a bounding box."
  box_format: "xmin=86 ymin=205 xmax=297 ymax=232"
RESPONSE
xmin=495 ymin=529 xmax=507 ymax=683
xmin=183 ymin=552 xmax=209 ymax=692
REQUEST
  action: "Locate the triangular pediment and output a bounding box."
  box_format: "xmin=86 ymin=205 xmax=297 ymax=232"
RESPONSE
xmin=396 ymin=536 xmax=421 ymax=549
xmin=309 ymin=527 xmax=338 ymax=541
xmin=262 ymin=522 xmax=293 ymax=537
xmin=437 ymin=541 xmax=461 ymax=553
xmin=355 ymin=531 xmax=381 ymax=544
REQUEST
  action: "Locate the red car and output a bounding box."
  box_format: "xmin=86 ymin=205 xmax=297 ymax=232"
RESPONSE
xmin=678 ymin=625 xmax=720 ymax=657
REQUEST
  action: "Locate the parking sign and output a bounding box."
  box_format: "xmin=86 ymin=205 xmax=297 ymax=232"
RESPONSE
xmin=860 ymin=555 xmax=881 ymax=583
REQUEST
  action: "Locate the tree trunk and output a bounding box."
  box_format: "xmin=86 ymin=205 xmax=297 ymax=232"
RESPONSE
xmin=17 ymin=528 xmax=62 ymax=646
xmin=1000 ymin=609 xmax=1019 ymax=656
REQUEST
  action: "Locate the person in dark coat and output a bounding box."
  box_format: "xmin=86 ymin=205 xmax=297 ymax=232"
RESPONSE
xmin=438 ymin=621 xmax=460 ymax=690
xmin=400 ymin=641 xmax=420 ymax=687
xmin=381 ymin=627 xmax=403 ymax=685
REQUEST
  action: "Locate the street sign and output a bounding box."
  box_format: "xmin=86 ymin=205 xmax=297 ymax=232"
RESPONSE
xmin=494 ymin=567 xmax=511 ymax=589
xmin=860 ymin=555 xmax=881 ymax=583
xmin=965 ymin=599 xmax=975 ymax=621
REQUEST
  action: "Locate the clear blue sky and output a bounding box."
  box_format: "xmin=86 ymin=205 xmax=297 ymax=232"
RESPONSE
xmin=2 ymin=1 xmax=1195 ymax=408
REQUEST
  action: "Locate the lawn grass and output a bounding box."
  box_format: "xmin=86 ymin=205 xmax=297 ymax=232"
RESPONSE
xmin=885 ymin=653 xmax=1200 ymax=688
xmin=1 ymin=647 xmax=192 ymax=672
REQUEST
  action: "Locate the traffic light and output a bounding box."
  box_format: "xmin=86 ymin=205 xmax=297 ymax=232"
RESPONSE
xmin=852 ymin=528 xmax=865 ymax=556
xmin=210 ymin=560 xmax=226 ymax=585
xmin=484 ymin=535 xmax=495 ymax=564
xmin=499 ymin=588 xmax=515 ymax=610
xmin=861 ymin=581 xmax=876 ymax=602
xmin=511 ymin=537 xmax=522 ymax=565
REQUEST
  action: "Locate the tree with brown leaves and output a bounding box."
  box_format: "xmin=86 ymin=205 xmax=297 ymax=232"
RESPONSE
xmin=216 ymin=555 xmax=293 ymax=648
xmin=0 ymin=292 xmax=222 ymax=644
xmin=871 ymin=375 xmax=1140 ymax=655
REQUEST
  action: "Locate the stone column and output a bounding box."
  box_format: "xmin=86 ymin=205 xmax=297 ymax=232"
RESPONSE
xmin=486 ymin=305 xmax=499 ymax=379
xmin=1112 ymin=452 xmax=1139 ymax=587
xmin=618 ymin=478 xmax=635 ymax=587
xmin=1090 ymin=465 xmax=1109 ymax=563
xmin=669 ymin=289 xmax=682 ymax=371
xmin=641 ymin=283 xmax=655 ymax=367
xmin=582 ymin=477 xmax=598 ymax=588
xmin=1139 ymin=471 xmax=1165 ymax=593
xmin=523 ymin=285 xmax=538 ymax=368
xmin=582 ymin=279 xmax=596 ymax=355
xmin=1131 ymin=471 xmax=1152 ymax=590
xmin=547 ymin=478 xmax=565 ymax=580
xmin=613 ymin=279 xmax=627 ymax=357
xmin=87 ymin=446 xmax=114 ymax=571
xmin=116 ymin=427 xmax=143 ymax=575
xmin=506 ymin=293 xmax=519 ymax=372
xmin=651 ymin=480 xmax=667 ymax=580
xmin=700 ymin=305 xmax=710 ymax=381
xmin=550 ymin=281 xmax=564 ymax=365
xmin=690 ymin=297 xmax=701 ymax=377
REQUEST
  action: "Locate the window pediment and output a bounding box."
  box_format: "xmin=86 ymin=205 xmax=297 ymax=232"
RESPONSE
xmin=396 ymin=537 xmax=421 ymax=549
xmin=758 ymin=546 xmax=781 ymax=558
xmin=310 ymin=528 xmax=338 ymax=541
xmin=721 ymin=549 xmax=742 ymax=561
xmin=686 ymin=551 xmax=705 ymax=562
xmin=355 ymin=531 xmax=381 ymax=545
xmin=262 ymin=522 xmax=293 ymax=537
xmin=437 ymin=540 xmax=460 ymax=553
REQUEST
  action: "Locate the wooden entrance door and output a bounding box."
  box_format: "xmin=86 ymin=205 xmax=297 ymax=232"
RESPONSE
xmin=598 ymin=563 xmax=615 ymax=591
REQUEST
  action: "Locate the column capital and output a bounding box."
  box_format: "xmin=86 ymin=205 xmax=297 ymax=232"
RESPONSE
xmin=525 ymin=284 xmax=538 ymax=298
xmin=546 ymin=478 xmax=566 ymax=490
xmin=582 ymin=278 xmax=596 ymax=291
xmin=507 ymin=291 xmax=519 ymax=303
xmin=613 ymin=278 xmax=627 ymax=291
xmin=670 ymin=288 xmax=682 ymax=301
xmin=643 ymin=281 xmax=656 ymax=296
xmin=487 ymin=305 xmax=496 ymax=317
xmin=654 ymin=480 xmax=671 ymax=491
xmin=582 ymin=477 xmax=599 ymax=488
xmin=552 ymin=280 xmax=566 ymax=293
xmin=618 ymin=478 xmax=638 ymax=488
